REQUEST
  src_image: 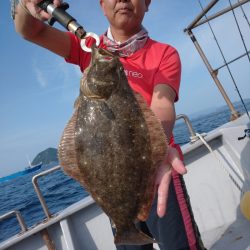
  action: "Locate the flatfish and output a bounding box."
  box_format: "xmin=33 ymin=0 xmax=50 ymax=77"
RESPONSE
xmin=58 ymin=47 xmax=167 ymax=245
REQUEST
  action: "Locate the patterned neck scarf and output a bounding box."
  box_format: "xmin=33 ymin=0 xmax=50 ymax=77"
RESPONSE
xmin=103 ymin=26 xmax=149 ymax=57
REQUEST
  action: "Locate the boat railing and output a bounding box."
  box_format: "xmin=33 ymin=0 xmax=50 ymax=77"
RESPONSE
xmin=176 ymin=114 xmax=202 ymax=143
xmin=184 ymin=0 xmax=250 ymax=121
xmin=32 ymin=165 xmax=61 ymax=219
xmin=1 ymin=114 xmax=200 ymax=240
xmin=0 ymin=210 xmax=27 ymax=233
xmin=32 ymin=115 xmax=199 ymax=219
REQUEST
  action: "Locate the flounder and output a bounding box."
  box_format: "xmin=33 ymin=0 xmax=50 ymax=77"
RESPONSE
xmin=58 ymin=47 xmax=167 ymax=245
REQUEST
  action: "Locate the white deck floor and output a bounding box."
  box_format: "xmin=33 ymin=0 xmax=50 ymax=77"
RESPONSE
xmin=202 ymin=215 xmax=250 ymax=249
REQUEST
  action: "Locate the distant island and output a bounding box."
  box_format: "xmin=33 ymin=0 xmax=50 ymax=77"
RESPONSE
xmin=32 ymin=147 xmax=58 ymax=165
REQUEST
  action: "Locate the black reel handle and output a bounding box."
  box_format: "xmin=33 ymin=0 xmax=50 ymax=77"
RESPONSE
xmin=238 ymin=129 xmax=250 ymax=140
xmin=37 ymin=0 xmax=100 ymax=51
xmin=37 ymin=0 xmax=86 ymax=38
xmin=38 ymin=0 xmax=72 ymax=27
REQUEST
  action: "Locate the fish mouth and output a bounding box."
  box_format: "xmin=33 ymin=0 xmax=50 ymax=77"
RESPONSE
xmin=96 ymin=48 xmax=116 ymax=62
xmin=82 ymin=48 xmax=119 ymax=100
xmin=98 ymin=48 xmax=114 ymax=55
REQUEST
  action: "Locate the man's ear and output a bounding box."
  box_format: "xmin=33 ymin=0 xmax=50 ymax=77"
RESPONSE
xmin=99 ymin=0 xmax=107 ymax=16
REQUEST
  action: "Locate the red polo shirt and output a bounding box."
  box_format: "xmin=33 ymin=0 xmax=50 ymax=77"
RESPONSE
xmin=65 ymin=32 xmax=182 ymax=147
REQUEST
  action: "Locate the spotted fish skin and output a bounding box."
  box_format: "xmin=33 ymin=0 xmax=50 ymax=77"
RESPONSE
xmin=58 ymin=47 xmax=167 ymax=245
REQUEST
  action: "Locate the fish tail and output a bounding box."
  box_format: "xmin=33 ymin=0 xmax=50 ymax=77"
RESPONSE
xmin=114 ymin=225 xmax=156 ymax=246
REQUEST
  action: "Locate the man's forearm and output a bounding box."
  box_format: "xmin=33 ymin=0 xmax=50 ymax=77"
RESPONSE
xmin=151 ymin=105 xmax=176 ymax=142
xmin=14 ymin=1 xmax=46 ymax=41
xmin=150 ymin=84 xmax=177 ymax=143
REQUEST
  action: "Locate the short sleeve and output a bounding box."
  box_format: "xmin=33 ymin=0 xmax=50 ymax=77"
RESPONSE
xmin=154 ymin=46 xmax=181 ymax=102
xmin=65 ymin=32 xmax=92 ymax=72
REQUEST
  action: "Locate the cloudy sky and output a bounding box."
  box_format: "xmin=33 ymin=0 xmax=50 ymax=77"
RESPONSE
xmin=0 ymin=0 xmax=249 ymax=176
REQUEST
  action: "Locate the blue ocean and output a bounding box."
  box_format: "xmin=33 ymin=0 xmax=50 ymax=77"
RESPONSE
xmin=0 ymin=100 xmax=249 ymax=243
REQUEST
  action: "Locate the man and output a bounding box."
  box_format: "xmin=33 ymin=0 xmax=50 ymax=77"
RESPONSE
xmin=14 ymin=0 xmax=205 ymax=249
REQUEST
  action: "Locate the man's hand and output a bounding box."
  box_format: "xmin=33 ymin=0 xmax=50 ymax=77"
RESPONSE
xmin=155 ymin=146 xmax=187 ymax=217
xmin=21 ymin=0 xmax=62 ymax=21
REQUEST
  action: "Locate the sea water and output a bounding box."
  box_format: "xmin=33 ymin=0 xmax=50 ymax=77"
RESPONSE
xmin=0 ymin=100 xmax=249 ymax=243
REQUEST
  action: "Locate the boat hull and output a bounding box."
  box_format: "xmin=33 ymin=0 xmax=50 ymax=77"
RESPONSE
xmin=0 ymin=163 xmax=42 ymax=183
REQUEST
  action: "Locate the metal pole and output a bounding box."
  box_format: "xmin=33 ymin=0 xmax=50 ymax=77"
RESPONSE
xmin=176 ymin=114 xmax=198 ymax=142
xmin=41 ymin=229 xmax=56 ymax=250
xmin=215 ymin=50 xmax=250 ymax=71
xmin=32 ymin=165 xmax=61 ymax=219
xmin=184 ymin=0 xmax=219 ymax=32
xmin=15 ymin=210 xmax=28 ymax=232
xmin=187 ymin=30 xmax=240 ymax=121
xmin=191 ymin=0 xmax=250 ymax=29
xmin=32 ymin=177 xmax=52 ymax=219
xmin=0 ymin=210 xmax=27 ymax=232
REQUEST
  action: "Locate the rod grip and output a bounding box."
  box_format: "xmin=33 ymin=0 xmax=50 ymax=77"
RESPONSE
xmin=50 ymin=6 xmax=75 ymax=29
xmin=37 ymin=0 xmax=73 ymax=28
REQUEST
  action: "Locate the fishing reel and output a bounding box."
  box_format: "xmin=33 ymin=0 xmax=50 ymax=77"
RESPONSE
xmin=37 ymin=0 xmax=100 ymax=52
xmin=238 ymin=129 xmax=250 ymax=140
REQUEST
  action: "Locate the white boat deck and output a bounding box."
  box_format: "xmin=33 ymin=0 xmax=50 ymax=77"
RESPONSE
xmin=0 ymin=114 xmax=249 ymax=250
xmin=202 ymin=217 xmax=250 ymax=250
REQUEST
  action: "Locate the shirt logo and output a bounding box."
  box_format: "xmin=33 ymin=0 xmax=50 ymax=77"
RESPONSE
xmin=124 ymin=69 xmax=143 ymax=79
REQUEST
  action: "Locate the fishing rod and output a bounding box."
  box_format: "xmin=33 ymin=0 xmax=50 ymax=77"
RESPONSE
xmin=37 ymin=0 xmax=100 ymax=52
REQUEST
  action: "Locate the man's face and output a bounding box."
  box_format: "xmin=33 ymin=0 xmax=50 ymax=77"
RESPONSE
xmin=100 ymin=0 xmax=151 ymax=32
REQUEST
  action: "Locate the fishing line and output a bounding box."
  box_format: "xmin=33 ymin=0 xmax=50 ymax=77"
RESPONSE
xmin=237 ymin=0 xmax=250 ymax=28
xmin=195 ymin=133 xmax=245 ymax=191
xmin=228 ymin=0 xmax=250 ymax=63
xmin=10 ymin=0 xmax=18 ymax=19
xmin=196 ymin=132 xmax=250 ymax=220
xmin=198 ymin=0 xmax=250 ymax=121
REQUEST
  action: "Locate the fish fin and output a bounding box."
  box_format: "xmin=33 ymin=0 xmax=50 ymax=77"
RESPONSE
xmin=110 ymin=219 xmax=116 ymax=229
xmin=134 ymin=92 xmax=167 ymax=221
xmin=134 ymin=92 xmax=168 ymax=150
xmin=74 ymin=96 xmax=80 ymax=109
xmin=58 ymin=111 xmax=86 ymax=186
xmin=115 ymin=226 xmax=157 ymax=246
